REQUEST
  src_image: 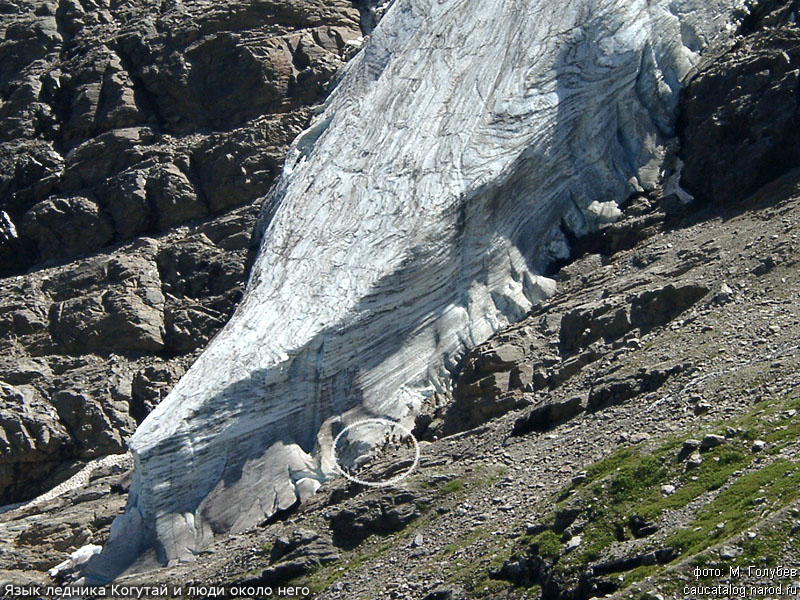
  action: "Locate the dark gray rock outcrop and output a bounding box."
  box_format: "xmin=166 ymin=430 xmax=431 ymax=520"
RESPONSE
xmin=0 ymin=0 xmax=363 ymax=505
xmin=448 ymin=279 xmax=706 ymax=432
xmin=327 ymin=490 xmax=424 ymax=548
xmin=239 ymin=528 xmax=340 ymax=587
xmin=679 ymin=11 xmax=800 ymax=204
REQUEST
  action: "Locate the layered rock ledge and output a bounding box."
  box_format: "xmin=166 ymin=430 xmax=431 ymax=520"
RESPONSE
xmin=0 ymin=0 xmax=364 ymax=506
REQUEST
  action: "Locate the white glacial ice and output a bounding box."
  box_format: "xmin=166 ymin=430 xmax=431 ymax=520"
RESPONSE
xmin=87 ymin=0 xmax=745 ymax=578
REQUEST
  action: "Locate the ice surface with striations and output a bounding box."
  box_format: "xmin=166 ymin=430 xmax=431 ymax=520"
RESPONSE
xmin=87 ymin=0 xmax=744 ymax=579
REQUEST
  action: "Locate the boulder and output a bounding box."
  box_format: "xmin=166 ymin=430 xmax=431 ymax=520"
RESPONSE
xmin=471 ymin=344 xmax=526 ymax=374
xmin=50 ymin=361 xmax=137 ymax=458
xmin=156 ymin=236 xmax=247 ymax=301
xmin=629 ymin=283 xmax=709 ymax=332
xmin=454 ymin=375 xmax=531 ymax=427
xmin=0 ymin=140 xmax=64 ymax=221
xmin=21 ymin=196 xmax=113 ymax=262
xmin=680 ymin=27 xmax=800 ymax=204
xmin=146 ymin=164 xmax=207 ymax=229
xmin=0 ymin=14 xmax=61 ymax=93
xmin=60 ymin=128 xmax=157 ymax=190
xmin=512 ymin=396 xmax=586 ymax=435
xmin=99 ymin=169 xmax=153 ymax=240
xmin=50 ymin=290 xmax=165 ymax=354
xmin=700 ymin=434 xmax=725 ymax=450
xmin=240 ymin=528 xmax=339 ymax=587
xmin=629 ymin=515 xmax=658 ymax=538
xmin=591 ymin=548 xmax=677 ymax=576
xmin=0 ymin=382 xmax=72 ymax=504
xmin=686 ymin=452 xmax=703 ymax=470
xmin=559 ymin=301 xmax=631 ymax=354
xmin=328 ymin=491 xmax=423 ymax=547
xmin=678 ymin=439 xmax=701 ymax=460
xmin=164 ymin=306 xmax=226 ymax=353
xmin=47 ymin=256 xmax=166 ymax=355
xmin=587 ymin=363 xmax=682 ymax=411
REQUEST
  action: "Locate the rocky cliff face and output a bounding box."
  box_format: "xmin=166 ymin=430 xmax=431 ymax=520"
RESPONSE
xmin=2 ymin=1 xmax=800 ymax=595
xmin=128 ymin=5 xmax=799 ymax=594
xmin=83 ymin=0 xmax=750 ymax=579
xmin=0 ymin=0 xmax=364 ymax=505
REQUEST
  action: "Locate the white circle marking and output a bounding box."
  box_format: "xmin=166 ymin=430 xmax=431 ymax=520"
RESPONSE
xmin=331 ymin=418 xmax=420 ymax=487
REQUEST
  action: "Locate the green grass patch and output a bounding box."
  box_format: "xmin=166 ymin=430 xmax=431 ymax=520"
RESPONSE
xmin=528 ymin=530 xmax=562 ymax=559
xmin=637 ymin=510 xmax=800 ymax=598
xmin=478 ymin=390 xmax=800 ymax=597
xmin=730 ymin=510 xmax=800 ymax=570
xmin=621 ymin=564 xmax=660 ymax=587
xmin=738 ymin=518 xmax=792 ymax=565
xmin=583 ymin=447 xmax=639 ymax=484
xmin=302 ymin=535 xmax=397 ymax=593
xmin=441 ymin=479 xmax=464 ymax=494
xmin=606 ymin=453 xmax=670 ymax=503
xmin=666 ymin=459 xmax=800 ymax=556
xmin=634 ymin=449 xmax=752 ymax=521
xmin=553 ymin=433 xmax=759 ymax=572
xmin=443 ymin=542 xmax=459 ymax=555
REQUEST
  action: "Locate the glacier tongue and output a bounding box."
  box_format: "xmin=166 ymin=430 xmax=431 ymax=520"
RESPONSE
xmin=89 ymin=0 xmax=744 ymax=577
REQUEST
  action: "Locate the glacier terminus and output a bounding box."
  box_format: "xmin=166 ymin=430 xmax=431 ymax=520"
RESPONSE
xmin=86 ymin=0 xmax=747 ymax=579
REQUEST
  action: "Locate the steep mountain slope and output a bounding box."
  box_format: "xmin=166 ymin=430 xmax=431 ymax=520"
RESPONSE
xmin=104 ymin=6 xmax=799 ymax=595
xmin=0 ymin=0 xmax=365 ymax=506
xmin=1 ymin=0 xmax=799 ymax=598
xmin=93 ymin=0 xmax=748 ymax=577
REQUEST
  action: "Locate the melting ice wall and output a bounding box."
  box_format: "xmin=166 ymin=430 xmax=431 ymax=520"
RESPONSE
xmin=89 ymin=0 xmax=744 ymax=576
